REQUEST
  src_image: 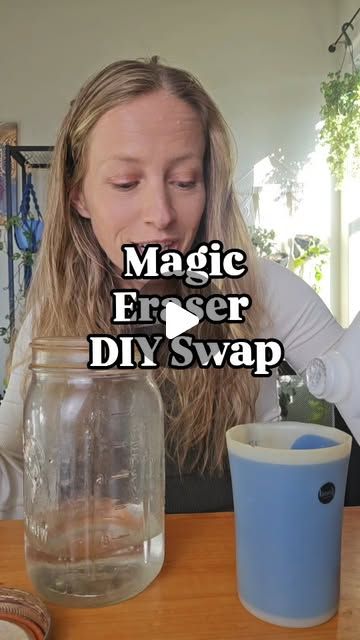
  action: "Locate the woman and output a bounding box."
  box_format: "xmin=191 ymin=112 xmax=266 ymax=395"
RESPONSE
xmin=0 ymin=56 xmax=344 ymax=518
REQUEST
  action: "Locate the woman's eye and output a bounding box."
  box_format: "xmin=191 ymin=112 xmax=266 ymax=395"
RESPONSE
xmin=113 ymin=182 xmax=138 ymax=191
xmin=112 ymin=180 xmax=197 ymax=190
xmin=173 ymin=181 xmax=197 ymax=189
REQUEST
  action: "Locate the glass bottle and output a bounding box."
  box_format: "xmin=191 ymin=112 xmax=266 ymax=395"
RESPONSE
xmin=23 ymin=337 xmax=165 ymax=608
xmin=306 ymin=311 xmax=360 ymax=443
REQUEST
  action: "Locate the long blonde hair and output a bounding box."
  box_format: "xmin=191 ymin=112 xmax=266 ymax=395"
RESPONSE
xmin=23 ymin=56 xmax=266 ymax=473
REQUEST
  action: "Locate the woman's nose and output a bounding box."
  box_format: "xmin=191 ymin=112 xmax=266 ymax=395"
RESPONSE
xmin=142 ymin=184 xmax=175 ymax=229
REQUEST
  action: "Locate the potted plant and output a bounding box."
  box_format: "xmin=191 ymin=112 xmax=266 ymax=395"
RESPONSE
xmin=319 ymin=69 xmax=360 ymax=188
xmin=292 ymin=234 xmax=330 ymax=294
xmin=250 ymin=226 xmax=289 ymax=266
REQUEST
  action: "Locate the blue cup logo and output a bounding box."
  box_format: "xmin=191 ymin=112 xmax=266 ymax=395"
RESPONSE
xmin=318 ymin=482 xmax=336 ymax=504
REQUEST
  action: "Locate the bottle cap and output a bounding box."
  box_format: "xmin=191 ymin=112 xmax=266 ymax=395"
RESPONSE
xmin=306 ymin=352 xmax=350 ymax=404
xmin=306 ymin=357 xmax=327 ymax=398
xmin=0 ymin=588 xmax=51 ymax=640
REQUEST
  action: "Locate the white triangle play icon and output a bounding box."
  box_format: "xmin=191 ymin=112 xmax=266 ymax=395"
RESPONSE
xmin=165 ymin=302 xmax=199 ymax=339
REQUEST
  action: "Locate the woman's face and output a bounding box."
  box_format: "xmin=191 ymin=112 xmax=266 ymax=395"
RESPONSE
xmin=73 ymin=90 xmax=206 ymax=278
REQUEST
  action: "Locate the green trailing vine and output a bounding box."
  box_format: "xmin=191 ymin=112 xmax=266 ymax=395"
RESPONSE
xmin=319 ymin=69 xmax=360 ymax=188
xmin=0 ymin=214 xmax=35 ymax=345
xmin=3 ymin=214 xmax=36 ymax=267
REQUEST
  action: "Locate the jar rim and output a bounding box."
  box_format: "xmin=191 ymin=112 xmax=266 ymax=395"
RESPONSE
xmin=31 ymin=337 xmax=89 ymax=350
xmin=29 ymin=336 xmax=149 ymax=373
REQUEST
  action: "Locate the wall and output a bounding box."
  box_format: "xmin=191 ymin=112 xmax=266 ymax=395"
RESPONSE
xmin=1 ymin=0 xmax=338 ymax=173
xmin=337 ymin=0 xmax=360 ymax=25
xmin=0 ymin=0 xmax=339 ymax=386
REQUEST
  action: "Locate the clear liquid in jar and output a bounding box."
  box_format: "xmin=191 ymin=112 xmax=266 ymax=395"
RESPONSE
xmin=25 ymin=505 xmax=164 ymax=607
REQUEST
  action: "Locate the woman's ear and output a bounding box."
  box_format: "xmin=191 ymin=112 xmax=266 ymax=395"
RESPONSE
xmin=71 ymin=187 xmax=91 ymax=219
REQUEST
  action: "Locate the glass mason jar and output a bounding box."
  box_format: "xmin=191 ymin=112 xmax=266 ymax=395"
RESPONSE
xmin=23 ymin=338 xmax=165 ymax=608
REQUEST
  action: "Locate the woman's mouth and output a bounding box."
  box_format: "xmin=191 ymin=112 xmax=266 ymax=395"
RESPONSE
xmin=135 ymin=240 xmax=179 ymax=254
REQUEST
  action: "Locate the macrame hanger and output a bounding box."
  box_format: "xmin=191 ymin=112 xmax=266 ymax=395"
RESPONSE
xmin=20 ymin=163 xmax=43 ymax=219
xmin=15 ymin=162 xmax=45 ymax=291
xmin=16 ymin=163 xmax=44 ymax=253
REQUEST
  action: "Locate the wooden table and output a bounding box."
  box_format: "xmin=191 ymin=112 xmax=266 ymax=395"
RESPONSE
xmin=0 ymin=509 xmax=359 ymax=639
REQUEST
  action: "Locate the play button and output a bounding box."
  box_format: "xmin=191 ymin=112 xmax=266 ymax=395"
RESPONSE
xmin=165 ymin=301 xmax=199 ymax=339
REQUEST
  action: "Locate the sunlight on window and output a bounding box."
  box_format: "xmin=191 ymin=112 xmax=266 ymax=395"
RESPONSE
xmin=342 ymin=156 xmax=360 ymax=323
xmin=250 ymin=144 xmax=333 ymax=307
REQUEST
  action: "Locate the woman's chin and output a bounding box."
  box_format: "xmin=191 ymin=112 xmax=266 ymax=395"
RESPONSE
xmin=118 ymin=277 xmax=151 ymax=291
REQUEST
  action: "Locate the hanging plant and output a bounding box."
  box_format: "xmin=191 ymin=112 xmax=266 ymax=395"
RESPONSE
xmin=0 ymin=168 xmax=44 ymax=345
xmin=319 ymin=69 xmax=360 ymax=188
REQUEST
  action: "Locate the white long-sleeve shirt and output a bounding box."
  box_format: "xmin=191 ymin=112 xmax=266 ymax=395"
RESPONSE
xmin=0 ymin=258 xmax=346 ymax=519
